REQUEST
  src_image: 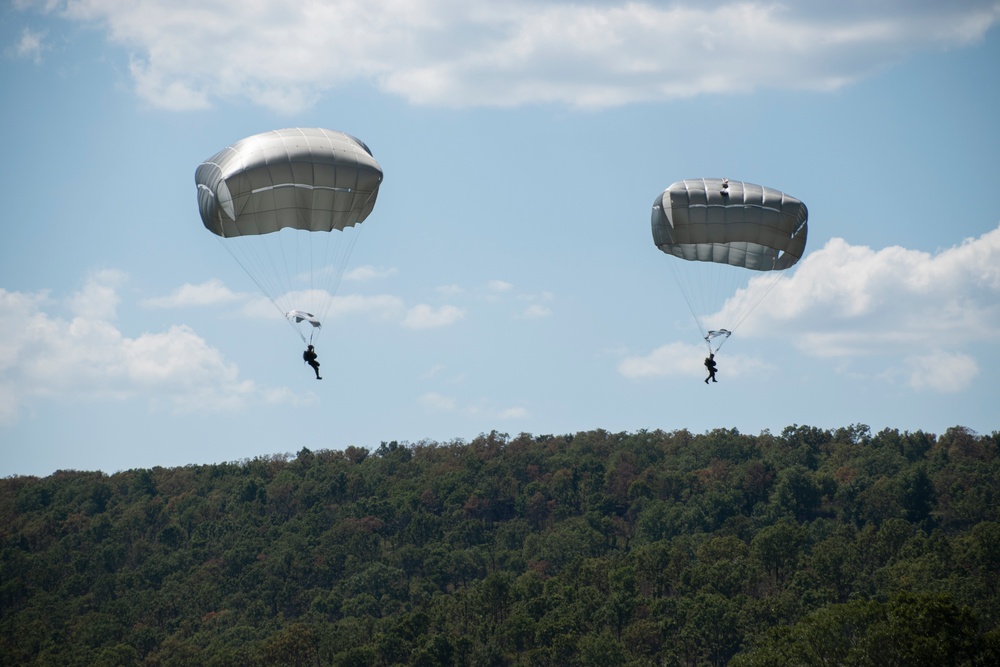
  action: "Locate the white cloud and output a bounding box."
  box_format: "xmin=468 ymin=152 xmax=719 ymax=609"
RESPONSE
xmin=142 ymin=279 xmax=244 ymax=308
xmin=514 ymin=291 xmax=554 ymax=319
xmin=463 ymin=398 xmax=531 ymax=421
xmin=417 ymin=392 xmax=526 ymax=419
xmin=618 ymin=341 xmax=771 ymax=380
xmin=903 ymin=350 xmax=979 ymax=393
xmin=518 ymin=303 xmax=552 ymax=319
xmin=619 ymin=342 xmax=701 ymax=379
xmin=328 ymin=293 xmax=406 ymax=319
xmin=489 ymin=279 xmax=514 ymax=293
xmin=498 ymin=405 xmax=529 ymax=419
xmin=737 ymin=226 xmax=1000 ymax=355
xmin=480 ymin=280 xmax=555 ymax=314
xmin=22 ymin=1 xmax=998 ymax=111
xmin=479 ymin=280 xmax=514 ymax=303
xmin=0 ymin=288 xmax=51 ymax=373
xmin=11 ymin=27 xmax=46 ymax=63
xmin=343 ymin=265 xmax=398 ymax=282
xmin=238 ymin=295 xmax=289 ymax=321
xmin=421 ymin=364 xmax=466 ymax=385
xmin=421 ymin=364 xmax=447 ymax=379
xmin=166 ymin=283 xmax=462 ymax=331
xmin=402 ymin=304 xmax=465 ymax=329
xmin=69 ymin=269 xmax=125 ymax=320
xmin=418 ymin=391 xmax=456 ymax=411
xmin=0 ymin=278 xmax=305 ymax=426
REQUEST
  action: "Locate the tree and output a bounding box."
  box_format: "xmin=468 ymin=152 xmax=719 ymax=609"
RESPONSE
xmin=752 ymin=522 xmax=806 ymax=588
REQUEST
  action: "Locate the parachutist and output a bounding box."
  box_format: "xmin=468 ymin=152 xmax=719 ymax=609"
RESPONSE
xmin=652 ymin=179 xmax=807 ymax=354
xmin=704 ymin=353 xmax=718 ymax=384
xmin=303 ymin=345 xmax=322 ymax=380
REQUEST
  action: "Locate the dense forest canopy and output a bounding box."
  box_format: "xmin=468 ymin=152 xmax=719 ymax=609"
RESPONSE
xmin=2 ymin=424 xmax=999 ymax=666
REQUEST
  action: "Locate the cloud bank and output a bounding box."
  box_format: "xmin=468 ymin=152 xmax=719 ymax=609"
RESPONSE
xmin=745 ymin=226 xmax=1000 ymax=354
xmin=141 ymin=279 xmax=244 ymax=309
xmin=140 ymin=273 xmax=552 ymax=331
xmin=0 ymin=272 xmax=304 ymax=426
xmin=18 ymin=1 xmax=1000 ymax=111
xmin=621 ymin=225 xmax=1000 ymax=392
xmin=417 ymin=391 xmax=529 ymax=421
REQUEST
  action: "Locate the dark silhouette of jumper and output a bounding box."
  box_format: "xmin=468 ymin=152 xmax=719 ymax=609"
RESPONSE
xmin=303 ymin=345 xmax=322 ymax=380
xmin=704 ymin=353 xmax=718 ymax=384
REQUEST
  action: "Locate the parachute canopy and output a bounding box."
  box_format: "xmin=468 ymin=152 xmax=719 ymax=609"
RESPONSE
xmin=651 ymin=178 xmax=808 ymax=351
xmin=195 ymin=128 xmax=383 ymax=345
xmin=652 ymin=178 xmax=807 ymax=271
xmin=196 ymin=127 xmax=383 ymax=237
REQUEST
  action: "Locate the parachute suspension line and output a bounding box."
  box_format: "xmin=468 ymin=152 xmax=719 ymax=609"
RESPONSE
xmin=724 ymin=269 xmax=787 ymax=335
xmin=316 ymin=225 xmax=363 ymax=330
xmin=294 ymin=323 xmax=309 ymax=346
xmin=226 ymin=178 xmax=292 ymax=310
xmin=664 ymin=256 xmax=707 ymax=341
xmin=303 ymin=320 xmax=315 ymax=346
xmin=311 ymin=180 xmax=379 ymax=336
xmin=665 ymin=257 xmax=767 ymax=355
xmin=214 ymin=235 xmax=287 ymax=323
xmin=241 ymin=178 xmax=287 ymax=306
xmin=711 ymin=330 xmax=732 ymax=354
xmin=218 ymin=185 xmax=308 ymax=344
xmin=215 ymin=235 xmax=308 ymax=344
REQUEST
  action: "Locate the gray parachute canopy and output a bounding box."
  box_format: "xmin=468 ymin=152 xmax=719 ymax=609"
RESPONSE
xmin=651 ymin=178 xmax=807 ymax=271
xmin=196 ymin=127 xmax=383 ymax=237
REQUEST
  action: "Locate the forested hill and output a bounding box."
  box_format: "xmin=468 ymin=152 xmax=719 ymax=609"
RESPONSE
xmin=2 ymin=425 xmax=999 ymax=666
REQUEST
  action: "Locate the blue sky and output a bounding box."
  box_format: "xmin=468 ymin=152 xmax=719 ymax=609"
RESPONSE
xmin=2 ymin=1 xmax=998 ymax=477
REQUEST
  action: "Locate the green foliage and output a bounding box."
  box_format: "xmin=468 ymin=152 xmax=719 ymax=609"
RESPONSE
xmin=2 ymin=425 xmax=998 ymax=665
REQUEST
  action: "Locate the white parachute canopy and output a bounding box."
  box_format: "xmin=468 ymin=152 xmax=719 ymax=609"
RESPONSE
xmin=196 ymin=127 xmax=383 ymax=344
xmin=652 ymin=178 xmax=808 ymax=352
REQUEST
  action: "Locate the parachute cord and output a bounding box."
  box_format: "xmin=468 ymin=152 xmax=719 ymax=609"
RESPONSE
xmin=314 ymin=223 xmax=364 ymax=332
xmin=310 ymin=180 xmax=378 ymax=344
xmin=218 ymin=183 xmax=317 ymax=348
xmin=725 ymin=271 xmax=787 ymax=336
xmin=215 ymin=236 xmax=307 ymax=345
xmin=665 ymin=259 xmax=707 ymax=341
xmin=318 ymin=180 xmax=379 ymax=321
xmin=214 ymin=171 xmax=381 ymax=349
xmin=215 ymin=236 xmax=285 ymax=318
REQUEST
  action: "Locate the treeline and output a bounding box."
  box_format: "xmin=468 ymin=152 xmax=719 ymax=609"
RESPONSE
xmin=2 ymin=424 xmax=999 ymax=666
